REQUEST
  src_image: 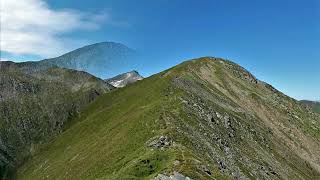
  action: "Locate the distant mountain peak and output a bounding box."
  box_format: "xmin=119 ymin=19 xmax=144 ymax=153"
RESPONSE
xmin=105 ymin=70 xmax=143 ymax=87
xmin=59 ymin=41 xmax=132 ymax=55
xmin=39 ymin=42 xmax=137 ymax=79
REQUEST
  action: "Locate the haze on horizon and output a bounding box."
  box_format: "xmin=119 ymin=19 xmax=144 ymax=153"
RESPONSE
xmin=0 ymin=0 xmax=319 ymax=101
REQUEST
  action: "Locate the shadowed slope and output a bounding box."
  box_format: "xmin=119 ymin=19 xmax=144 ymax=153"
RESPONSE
xmin=0 ymin=61 xmax=114 ymax=179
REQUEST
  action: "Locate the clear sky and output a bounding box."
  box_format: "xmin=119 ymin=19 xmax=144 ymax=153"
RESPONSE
xmin=1 ymin=0 xmax=319 ymax=100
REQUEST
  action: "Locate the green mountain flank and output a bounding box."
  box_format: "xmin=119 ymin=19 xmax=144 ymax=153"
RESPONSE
xmin=0 ymin=61 xmax=114 ymax=179
xmin=16 ymin=57 xmax=320 ymax=179
xmin=300 ymin=100 xmax=320 ymax=113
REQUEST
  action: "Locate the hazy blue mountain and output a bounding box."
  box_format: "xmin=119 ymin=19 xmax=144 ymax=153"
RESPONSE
xmin=37 ymin=42 xmax=137 ymax=79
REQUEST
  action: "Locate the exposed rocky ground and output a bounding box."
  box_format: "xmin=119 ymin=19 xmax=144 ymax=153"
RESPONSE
xmin=155 ymin=171 xmax=193 ymax=180
xmin=164 ymin=58 xmax=320 ymax=179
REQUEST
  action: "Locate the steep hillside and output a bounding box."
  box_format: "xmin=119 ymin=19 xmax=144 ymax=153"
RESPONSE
xmin=300 ymin=100 xmax=320 ymax=113
xmin=17 ymin=57 xmax=320 ymax=179
xmin=0 ymin=61 xmax=114 ymax=179
xmin=105 ymin=70 xmax=143 ymax=87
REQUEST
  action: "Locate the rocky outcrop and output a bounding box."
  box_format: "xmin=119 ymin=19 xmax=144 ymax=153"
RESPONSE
xmin=105 ymin=70 xmax=143 ymax=88
xmin=148 ymin=136 xmax=173 ymax=149
xmin=155 ymin=172 xmax=193 ymax=180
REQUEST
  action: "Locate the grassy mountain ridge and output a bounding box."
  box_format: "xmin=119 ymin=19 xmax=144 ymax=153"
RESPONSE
xmin=17 ymin=57 xmax=320 ymax=179
xmin=0 ymin=61 xmax=114 ymax=179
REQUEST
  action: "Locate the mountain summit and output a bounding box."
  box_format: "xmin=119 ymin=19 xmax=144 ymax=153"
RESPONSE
xmin=17 ymin=57 xmax=320 ymax=179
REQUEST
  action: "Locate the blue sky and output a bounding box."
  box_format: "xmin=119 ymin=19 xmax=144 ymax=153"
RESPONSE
xmin=1 ymin=0 xmax=319 ymax=100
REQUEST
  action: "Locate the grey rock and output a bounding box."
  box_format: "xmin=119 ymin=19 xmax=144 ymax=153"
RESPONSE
xmin=105 ymin=70 xmax=143 ymax=88
xmin=155 ymin=172 xmax=193 ymax=180
xmin=148 ymin=136 xmax=173 ymax=149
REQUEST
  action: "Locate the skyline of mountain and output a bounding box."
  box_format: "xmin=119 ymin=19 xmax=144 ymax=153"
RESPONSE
xmin=1 ymin=41 xmax=318 ymax=102
xmin=1 ymin=0 xmax=319 ymax=101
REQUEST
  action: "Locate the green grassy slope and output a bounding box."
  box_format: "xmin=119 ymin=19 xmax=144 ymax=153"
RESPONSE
xmin=17 ymin=74 xmax=181 ymax=179
xmin=315 ymin=105 xmax=320 ymax=113
xmin=17 ymin=57 xmax=320 ymax=179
